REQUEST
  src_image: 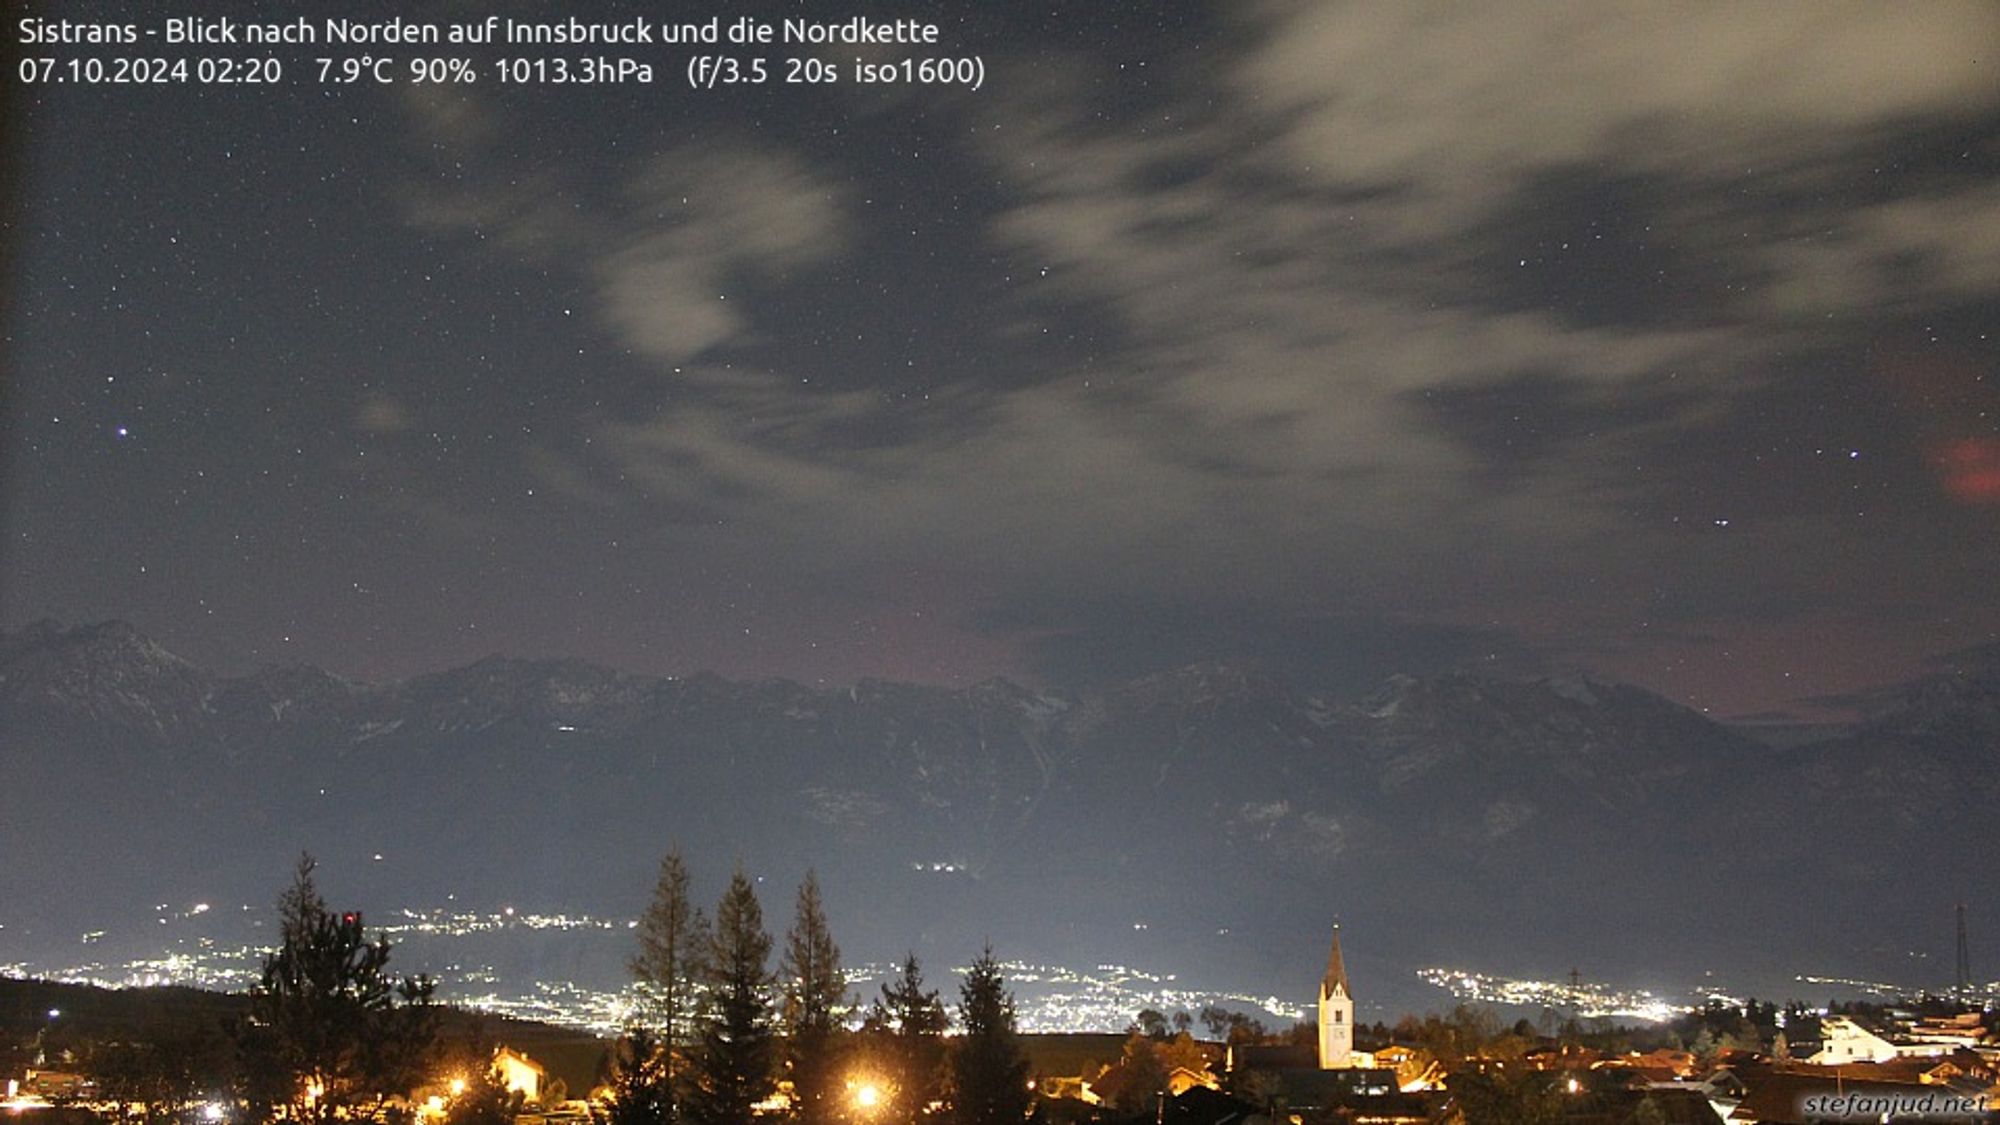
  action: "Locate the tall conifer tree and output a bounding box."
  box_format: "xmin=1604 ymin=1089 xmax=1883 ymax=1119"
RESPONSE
xmin=245 ymin=855 xmax=438 ymax=1125
xmin=781 ymin=871 xmax=846 ymax=1125
xmin=685 ymin=870 xmax=775 ymax=1125
xmin=949 ymin=948 xmax=1030 ymax=1125
xmin=865 ymin=955 xmax=948 ymax=1125
xmin=632 ymin=846 xmax=708 ymax=1118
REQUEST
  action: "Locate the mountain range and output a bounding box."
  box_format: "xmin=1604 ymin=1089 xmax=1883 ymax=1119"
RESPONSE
xmin=2 ymin=620 xmax=1993 ymax=1015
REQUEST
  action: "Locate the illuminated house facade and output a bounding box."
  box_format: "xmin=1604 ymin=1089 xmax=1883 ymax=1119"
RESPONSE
xmin=493 ymin=1048 xmax=545 ymax=1102
xmin=1810 ymin=1016 xmax=1899 ymax=1065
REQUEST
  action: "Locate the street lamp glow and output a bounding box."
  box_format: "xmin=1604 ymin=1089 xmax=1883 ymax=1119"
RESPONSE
xmin=854 ymin=1082 xmax=882 ymax=1111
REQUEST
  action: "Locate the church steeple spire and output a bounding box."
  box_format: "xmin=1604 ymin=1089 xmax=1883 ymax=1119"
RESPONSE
xmin=1322 ymin=923 xmax=1351 ymax=999
xmin=1317 ymin=922 xmax=1355 ymax=1068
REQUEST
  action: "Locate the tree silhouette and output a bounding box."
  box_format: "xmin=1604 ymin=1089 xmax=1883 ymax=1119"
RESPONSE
xmin=91 ymin=1016 xmax=235 ymax=1125
xmin=685 ymin=870 xmax=775 ymax=1125
xmin=244 ymin=854 xmax=438 ymax=1125
xmin=780 ymin=872 xmax=846 ymax=1125
xmin=595 ymin=1029 xmax=675 ymax=1125
xmin=865 ymin=955 xmax=948 ymax=1125
xmin=632 ymin=847 xmax=708 ymax=1121
xmin=948 ymin=948 xmax=1030 ymax=1125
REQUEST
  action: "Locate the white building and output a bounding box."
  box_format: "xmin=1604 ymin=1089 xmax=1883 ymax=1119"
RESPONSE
xmin=1317 ymin=924 xmax=1355 ymax=1069
xmin=1810 ymin=1016 xmax=1899 ymax=1064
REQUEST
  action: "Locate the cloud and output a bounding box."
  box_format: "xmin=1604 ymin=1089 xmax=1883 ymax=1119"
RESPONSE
xmin=355 ymin=393 xmax=414 ymax=435
xmin=1231 ymin=2 xmax=2000 ymax=331
xmin=393 ymin=136 xmax=855 ymax=520
xmin=556 ymin=3 xmax=1995 ymax=647
xmin=1756 ymin=182 xmax=2000 ymax=320
xmin=1240 ymin=2 xmax=1999 ymax=229
xmin=962 ymin=58 xmax=1747 ymax=556
xmin=403 ymin=169 xmax=593 ymax=260
xmin=404 ymin=140 xmax=846 ymax=365
xmin=594 ymin=368 xmax=867 ymax=514
xmin=384 ymin=3 xmax=1999 ymax=691
xmin=596 ymin=149 xmax=846 ymax=364
xmin=399 ymin=82 xmax=498 ymax=152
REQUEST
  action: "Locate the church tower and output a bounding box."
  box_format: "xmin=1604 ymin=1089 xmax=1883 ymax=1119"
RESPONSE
xmin=1317 ymin=924 xmax=1354 ymax=1068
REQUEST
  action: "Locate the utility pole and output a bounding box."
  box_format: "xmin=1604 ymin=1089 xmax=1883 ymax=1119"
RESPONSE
xmin=1957 ymin=903 xmax=1972 ymax=992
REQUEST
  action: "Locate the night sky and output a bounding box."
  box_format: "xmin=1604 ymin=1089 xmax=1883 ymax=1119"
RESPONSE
xmin=6 ymin=1 xmax=1999 ymax=721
